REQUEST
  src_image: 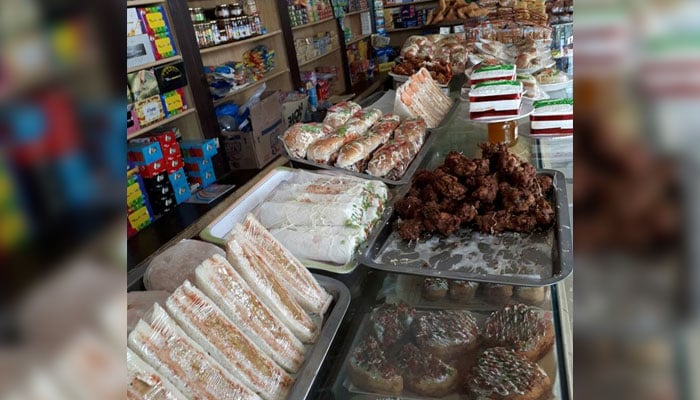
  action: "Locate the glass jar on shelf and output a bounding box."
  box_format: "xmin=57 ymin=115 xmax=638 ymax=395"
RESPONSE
xmin=192 ymin=7 xmax=207 ymax=23
xmin=230 ymin=2 xmax=244 ymax=16
xmin=215 ymin=4 xmax=230 ymax=18
xmin=487 ymin=120 xmax=519 ymax=147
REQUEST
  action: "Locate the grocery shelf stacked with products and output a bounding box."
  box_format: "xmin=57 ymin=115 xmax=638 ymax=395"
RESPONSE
xmin=127 ymin=1 xmax=573 ymax=399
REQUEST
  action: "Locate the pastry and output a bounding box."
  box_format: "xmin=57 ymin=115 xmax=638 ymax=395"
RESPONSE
xmin=422 ymin=277 xmax=448 ymax=301
xmin=469 ymin=64 xmax=516 ymax=86
xmin=281 ymin=123 xmax=332 ymax=159
xmin=335 ymin=114 xmax=401 ymax=172
xmin=322 ymin=101 xmax=361 ymax=129
xmin=370 ymin=303 xmax=416 ymax=348
xmin=366 ymin=117 xmax=427 ymax=179
xmin=348 ymin=336 xmax=403 ymax=395
xmin=469 ymin=80 xmax=523 ymax=120
xmin=514 ymin=286 xmax=548 ymax=304
xmin=307 ymin=108 xmax=382 ymax=164
xmin=448 ymin=280 xmax=479 ymax=302
xmin=395 ymin=343 xmax=459 ymax=397
xmin=530 ymin=98 xmax=573 ymax=135
xmin=413 ymin=310 xmax=480 ymax=360
xmin=483 ymin=303 xmax=555 ymax=361
xmin=483 ymin=283 xmax=514 ymax=303
xmin=466 ymin=347 xmax=551 ymax=400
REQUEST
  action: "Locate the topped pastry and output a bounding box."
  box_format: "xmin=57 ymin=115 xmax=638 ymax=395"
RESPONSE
xmin=483 ymin=303 xmax=555 ymax=361
xmin=370 ymin=303 xmax=416 ymax=348
xmin=466 ymin=347 xmax=551 ymax=400
xmin=413 ymin=310 xmax=480 ymax=360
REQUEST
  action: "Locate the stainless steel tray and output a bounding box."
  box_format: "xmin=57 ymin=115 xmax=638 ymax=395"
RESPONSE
xmin=284 ymin=100 xmax=461 ymax=186
xmin=332 ymin=288 xmax=570 ymax=400
xmin=358 ymin=170 xmax=573 ymax=286
xmin=128 ymin=270 xmax=350 ymax=400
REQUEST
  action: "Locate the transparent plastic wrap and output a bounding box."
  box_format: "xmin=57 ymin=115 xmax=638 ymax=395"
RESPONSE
xmin=127 ymin=304 xmax=262 ymax=400
xmin=322 ymin=101 xmax=362 ymax=129
xmin=366 ymin=117 xmax=427 ymax=180
xmin=144 ymin=239 xmax=225 ymax=292
xmin=194 ymin=254 xmax=306 ymax=373
xmin=281 ymin=123 xmax=333 ymax=159
xmin=335 ymin=114 xmax=401 ymax=170
xmin=166 ymin=281 xmax=293 ymax=400
xmin=127 ymin=290 xmax=170 ymax=332
xmin=127 ymin=347 xmax=187 ymax=400
xmin=394 ymin=68 xmax=453 ymax=128
xmin=238 ymin=214 xmax=333 ymax=315
xmin=282 ymin=169 xmax=390 ymax=202
xmin=268 ymin=225 xmax=367 ymax=265
xmin=307 ymin=109 xmax=383 ymax=164
xmin=257 ymin=200 xmax=364 ymax=229
xmin=225 ymin=235 xmax=318 ymax=343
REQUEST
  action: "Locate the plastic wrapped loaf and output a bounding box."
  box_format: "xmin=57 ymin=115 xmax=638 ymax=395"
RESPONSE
xmin=127 ymin=290 xmax=171 ymax=333
xmin=367 ymin=117 xmax=427 ymax=179
xmin=127 ymin=347 xmax=187 ymax=400
xmin=166 ymin=281 xmax=293 ymax=400
xmin=128 ymin=303 xmax=262 ymax=399
xmin=322 ymin=101 xmax=362 ymax=129
xmin=307 ymin=108 xmax=383 ymax=164
xmin=239 ymin=214 xmax=333 ymax=315
xmin=335 ymin=114 xmax=402 ymax=170
xmin=281 ymin=122 xmax=333 ymax=159
xmin=269 ymin=225 xmax=367 ymax=265
xmin=194 ymin=254 xmax=306 ymax=373
xmin=257 ymin=200 xmax=365 ymax=229
xmin=226 ymin=235 xmax=319 ymax=343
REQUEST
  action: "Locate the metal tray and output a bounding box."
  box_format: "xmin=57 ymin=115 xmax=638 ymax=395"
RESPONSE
xmin=332 ymin=288 xmax=570 ymax=400
xmin=358 ymin=170 xmax=573 ymax=286
xmin=128 ymin=270 xmax=351 ymax=400
xmin=283 ymin=100 xmax=461 ymax=186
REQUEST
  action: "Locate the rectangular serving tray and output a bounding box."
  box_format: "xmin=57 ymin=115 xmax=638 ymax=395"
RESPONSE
xmin=333 ymin=286 xmax=570 ymax=400
xmin=283 ymin=100 xmax=461 ymax=186
xmin=128 ymin=271 xmax=351 ymax=400
xmin=358 ymin=169 xmax=573 ymax=286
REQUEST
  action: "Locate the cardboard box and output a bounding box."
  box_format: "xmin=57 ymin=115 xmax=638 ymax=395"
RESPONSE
xmin=180 ymin=139 xmax=218 ymax=159
xmin=184 ymin=157 xmax=211 ymax=172
xmin=127 ymin=7 xmax=143 ymax=37
xmin=134 ymin=95 xmax=165 ymax=127
xmin=139 ymin=6 xmax=171 ymax=36
xmin=128 ymin=141 xmax=163 ymax=165
xmin=154 ymin=62 xmax=188 ymax=92
xmin=127 ymin=105 xmax=140 ymax=135
xmin=127 ymin=34 xmax=156 ymax=70
xmin=128 ymin=69 xmax=160 ymax=101
xmin=221 ymin=90 xmax=285 ymax=169
xmin=164 ymin=156 xmax=183 ymax=173
xmin=151 ymin=32 xmax=178 ymax=60
xmin=172 ymin=181 xmax=191 ymax=204
xmin=281 ymin=94 xmax=309 ymax=128
xmin=160 ymin=88 xmax=187 ymax=117
xmin=168 ymin=168 xmax=188 ymax=187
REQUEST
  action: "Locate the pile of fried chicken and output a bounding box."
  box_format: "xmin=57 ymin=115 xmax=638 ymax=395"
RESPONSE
xmin=396 ymin=143 xmax=555 ymax=241
xmin=392 ymin=57 xmax=453 ymax=85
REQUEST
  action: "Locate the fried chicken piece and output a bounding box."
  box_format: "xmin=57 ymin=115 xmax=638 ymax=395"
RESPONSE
xmin=532 ymin=197 xmax=555 ymax=226
xmin=472 ymin=174 xmax=499 ymax=203
xmin=500 ymin=183 xmax=537 ymax=213
xmin=395 ymin=196 xmax=423 ymax=219
xmin=508 ymin=213 xmax=538 ymax=233
xmin=421 ymin=201 xmax=442 ymax=233
xmin=421 ymin=185 xmax=439 ymax=203
xmin=455 ymin=203 xmax=478 ymax=225
xmin=479 ymin=142 xmax=508 ymax=171
xmin=443 ymin=151 xmax=491 ymax=178
xmin=398 ymin=219 xmax=424 ymax=241
xmin=408 ymin=186 xmax=420 ymax=198
xmin=435 ymin=212 xmax=462 ymax=236
xmin=475 ymin=210 xmax=511 ymax=234
xmin=412 ymin=169 xmax=436 ymax=188
xmin=536 ymin=175 xmax=554 ymax=195
xmin=509 ymin=162 xmax=537 ymax=188
xmin=438 ymin=198 xmax=458 ymax=213
xmin=432 ymin=170 xmax=467 ymax=200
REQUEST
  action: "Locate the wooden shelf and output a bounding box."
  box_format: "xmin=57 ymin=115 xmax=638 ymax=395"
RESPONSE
xmin=385 ymin=19 xmax=464 ymax=33
xmin=126 ymin=0 xmax=164 ymax=5
xmin=385 ymin=25 xmax=424 ymax=33
xmin=199 ymin=30 xmax=282 ymax=55
xmin=344 ymin=8 xmax=370 ymax=17
xmin=212 ymin=68 xmax=290 ymax=106
xmin=383 ymin=0 xmax=436 ymax=8
xmin=127 ymin=108 xmax=196 ymax=140
xmin=346 ymin=34 xmax=371 ymax=45
xmin=291 ymin=16 xmax=336 ymax=31
xmin=297 ymin=47 xmax=340 ymax=67
xmin=127 ymin=55 xmax=183 ymax=74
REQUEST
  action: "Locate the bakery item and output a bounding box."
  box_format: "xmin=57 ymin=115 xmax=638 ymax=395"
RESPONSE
xmin=307 ymin=108 xmax=382 ymax=164
xmin=348 ymin=336 xmax=403 ymax=395
xmin=269 ymin=225 xmax=367 ymax=265
xmin=465 ymin=347 xmax=552 ymax=400
xmin=483 ymin=283 xmax=514 ymax=303
xmin=166 ymin=281 xmax=293 ymax=400
xmin=281 ymin=123 xmax=332 ymax=159
xmin=469 ymin=64 xmax=516 ymax=86
xmin=128 ymin=304 xmax=262 ymax=400
xmin=370 ymin=303 xmax=416 ymax=348
xmin=516 ymin=73 xmax=545 ymax=98
xmin=534 ymin=67 xmax=568 ymax=84
xmin=239 ymin=213 xmax=332 ymax=315
xmin=127 ymin=290 xmax=170 ymax=332
xmin=395 ymin=343 xmax=459 ymax=397
xmin=366 ymin=117 xmax=427 ymax=179
xmin=422 ymin=277 xmax=448 ymax=301
xmin=226 ymin=235 xmax=318 ymax=343
xmin=128 ymin=347 xmax=187 ymax=400
xmin=413 ymin=310 xmax=480 ymax=360
xmin=143 ymin=239 xmax=225 ymax=292
xmin=483 ymin=303 xmax=555 ymax=361
xmin=335 ymin=114 xmax=401 ymax=171
xmin=469 ymin=80 xmax=523 ymax=120
xmin=323 ymin=101 xmax=362 ymax=129
xmin=514 ymin=286 xmax=548 ymax=304
xmin=195 ymin=254 xmax=305 ymax=373
xmin=394 ymin=68 xmax=453 ymax=128
xmin=448 ymin=280 xmax=479 ymax=303
xmin=530 ymin=98 xmax=573 ymax=135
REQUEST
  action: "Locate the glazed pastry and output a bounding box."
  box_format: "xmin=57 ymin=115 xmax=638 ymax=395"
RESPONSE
xmin=483 ymin=303 xmax=555 ymax=361
xmin=422 ymin=277 xmax=448 ymax=301
xmin=514 ymin=286 xmax=547 ymax=305
xmin=395 ymin=343 xmax=458 ymax=397
xmin=448 ymin=280 xmax=479 ymax=303
xmin=466 ymin=347 xmax=551 ymax=400
xmin=348 ymin=336 xmax=403 ymax=395
xmin=370 ymin=303 xmax=416 ymax=348
xmin=483 ymin=283 xmax=514 ymax=304
xmin=413 ymin=310 xmax=479 ymax=360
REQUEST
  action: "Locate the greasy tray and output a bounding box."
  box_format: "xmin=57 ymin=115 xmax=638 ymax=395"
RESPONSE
xmin=358 ymin=170 xmax=573 ymax=286
xmin=333 ymin=295 xmax=568 ymax=400
xmin=128 ymin=271 xmax=351 ymax=400
xmin=200 ymin=166 xmax=388 ymax=274
xmin=284 ymin=100 xmax=460 ymax=186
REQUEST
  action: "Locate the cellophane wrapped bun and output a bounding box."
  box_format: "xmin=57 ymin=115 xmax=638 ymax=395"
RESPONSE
xmin=281 ymin=123 xmax=332 ymax=159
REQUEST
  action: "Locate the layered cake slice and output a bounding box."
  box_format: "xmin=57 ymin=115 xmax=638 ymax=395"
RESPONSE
xmin=469 ymin=80 xmax=523 ymax=120
xmin=530 ymin=98 xmax=573 ymax=135
xmin=469 ymin=64 xmax=516 ymax=86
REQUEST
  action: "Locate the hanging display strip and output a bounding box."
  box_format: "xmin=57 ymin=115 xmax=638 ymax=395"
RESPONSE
xmin=359 ymin=170 xmax=573 ymax=286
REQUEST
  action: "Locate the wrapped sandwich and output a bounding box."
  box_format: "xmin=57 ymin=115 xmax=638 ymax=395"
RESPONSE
xmin=307 ymin=108 xmax=383 ymax=164
xmin=367 ymin=117 xmax=428 ymax=180
xmin=323 ymin=101 xmax=362 ymax=129
xmin=335 ymin=114 xmax=401 ymax=172
xmin=394 ymin=68 xmax=453 ymax=128
xmin=281 ymin=123 xmax=333 ymax=159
